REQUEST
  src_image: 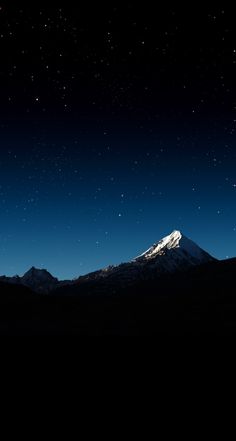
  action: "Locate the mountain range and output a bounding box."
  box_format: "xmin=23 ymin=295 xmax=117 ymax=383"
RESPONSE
xmin=0 ymin=230 xmax=235 ymax=335
xmin=0 ymin=230 xmax=215 ymax=293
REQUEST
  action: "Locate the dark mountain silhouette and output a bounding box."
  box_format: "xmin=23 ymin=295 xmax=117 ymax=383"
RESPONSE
xmin=0 ymin=258 xmax=235 ymax=335
xmin=0 ymin=230 xmax=214 ymax=294
xmin=0 ymin=230 xmax=235 ymax=335
xmin=0 ymin=267 xmax=70 ymax=294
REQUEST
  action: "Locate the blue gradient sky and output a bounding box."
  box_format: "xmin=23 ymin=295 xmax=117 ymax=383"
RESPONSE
xmin=0 ymin=6 xmax=236 ymax=279
xmin=0 ymin=122 xmax=235 ymax=280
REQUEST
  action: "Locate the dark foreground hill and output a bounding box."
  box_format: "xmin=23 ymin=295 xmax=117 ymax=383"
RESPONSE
xmin=0 ymin=258 xmax=236 ymax=335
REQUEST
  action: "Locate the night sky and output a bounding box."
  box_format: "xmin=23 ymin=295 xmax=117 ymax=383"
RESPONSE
xmin=0 ymin=5 xmax=236 ymax=279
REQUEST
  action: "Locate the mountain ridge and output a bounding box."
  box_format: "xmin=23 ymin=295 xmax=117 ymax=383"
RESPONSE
xmin=0 ymin=230 xmax=216 ymax=293
xmin=71 ymin=230 xmax=215 ymax=291
xmin=0 ymin=239 xmax=235 ymax=335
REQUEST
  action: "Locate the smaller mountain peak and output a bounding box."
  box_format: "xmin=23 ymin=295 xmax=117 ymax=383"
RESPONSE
xmin=22 ymin=267 xmax=56 ymax=282
xmin=32 ymin=266 xmax=50 ymax=272
xmin=25 ymin=266 xmax=45 ymax=275
xmin=29 ymin=266 xmax=37 ymax=272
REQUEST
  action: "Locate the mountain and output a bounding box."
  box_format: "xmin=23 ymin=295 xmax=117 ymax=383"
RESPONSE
xmin=73 ymin=230 xmax=215 ymax=290
xmin=53 ymin=258 xmax=236 ymax=335
xmin=0 ymin=230 xmax=235 ymax=335
xmin=134 ymin=230 xmax=214 ymax=268
xmin=0 ymin=258 xmax=235 ymax=335
xmin=21 ymin=267 xmax=60 ymax=293
xmin=0 ymin=267 xmax=69 ymax=294
xmin=0 ymin=230 xmax=215 ymax=294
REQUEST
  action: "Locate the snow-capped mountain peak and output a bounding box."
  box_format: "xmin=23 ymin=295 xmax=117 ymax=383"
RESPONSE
xmin=134 ymin=230 xmax=214 ymax=269
xmin=75 ymin=230 xmax=215 ymax=288
xmin=135 ymin=230 xmax=182 ymax=259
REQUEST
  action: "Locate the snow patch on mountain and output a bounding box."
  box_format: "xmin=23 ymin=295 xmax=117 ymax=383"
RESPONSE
xmin=135 ymin=230 xmax=182 ymax=259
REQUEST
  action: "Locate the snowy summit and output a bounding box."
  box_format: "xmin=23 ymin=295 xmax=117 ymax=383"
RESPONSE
xmin=76 ymin=230 xmax=215 ymax=286
xmin=134 ymin=230 xmax=214 ymax=270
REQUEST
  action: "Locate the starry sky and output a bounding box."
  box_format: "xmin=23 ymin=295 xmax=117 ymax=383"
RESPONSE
xmin=0 ymin=5 xmax=236 ymax=279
